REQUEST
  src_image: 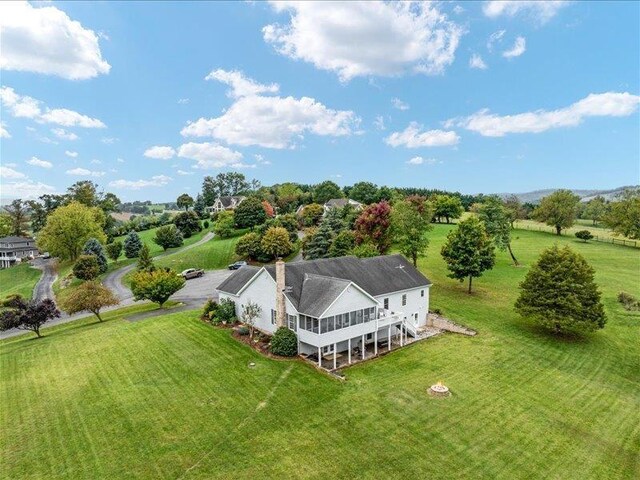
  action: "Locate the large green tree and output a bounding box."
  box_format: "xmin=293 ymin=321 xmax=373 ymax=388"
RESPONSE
xmin=391 ymin=196 xmax=434 ymax=266
xmin=441 ymin=216 xmax=495 ymax=293
xmin=582 ymin=195 xmax=608 ymax=226
xmin=130 ymin=269 xmax=185 ymax=307
xmin=533 ymin=190 xmax=580 ymax=235
xmin=37 ymin=202 xmax=106 ymax=260
xmin=433 ymin=195 xmax=463 ymax=224
xmin=515 ymin=245 xmax=606 ymax=334
xmin=478 ymin=197 xmax=519 ymax=266
xmin=173 ymin=211 xmax=202 ymax=238
xmin=176 ymin=193 xmax=194 ymax=211
xmin=260 ymin=227 xmax=293 ymax=260
xmin=0 ymin=213 xmax=13 ymax=237
xmin=202 ymin=172 xmax=250 ymax=205
xmin=301 ymin=203 xmax=324 ymax=227
xmin=3 ymin=199 xmax=29 ymax=236
xmin=348 ymin=182 xmax=380 ymax=205
xmin=603 ymin=189 xmax=640 ymax=239
xmin=153 ymin=224 xmax=184 ymax=250
xmin=234 ymin=197 xmax=267 ymax=229
xmin=313 ymin=180 xmax=343 ymax=204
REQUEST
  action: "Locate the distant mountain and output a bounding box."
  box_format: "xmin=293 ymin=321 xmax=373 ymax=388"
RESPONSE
xmin=496 ymin=186 xmax=638 ymax=204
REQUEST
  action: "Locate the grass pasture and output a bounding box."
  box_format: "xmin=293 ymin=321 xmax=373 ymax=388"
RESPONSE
xmin=0 ymin=263 xmax=42 ymax=300
xmin=1 ymin=226 xmax=639 ymax=479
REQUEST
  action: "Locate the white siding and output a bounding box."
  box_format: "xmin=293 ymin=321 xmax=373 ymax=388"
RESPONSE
xmin=375 ymin=285 xmax=430 ymax=329
xmin=219 ymin=269 xmax=298 ymax=334
xmin=321 ymin=284 xmax=377 ymax=318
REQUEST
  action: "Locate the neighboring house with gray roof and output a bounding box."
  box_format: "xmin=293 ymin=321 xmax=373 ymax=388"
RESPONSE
xmin=0 ymin=236 xmax=38 ymax=269
xmin=205 ymin=196 xmax=246 ymax=214
xmin=217 ymin=254 xmax=432 ymax=369
xmin=323 ymin=198 xmax=363 ymax=214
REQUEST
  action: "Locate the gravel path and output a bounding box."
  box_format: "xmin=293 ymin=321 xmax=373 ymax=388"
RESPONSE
xmin=31 ymin=258 xmax=57 ymax=302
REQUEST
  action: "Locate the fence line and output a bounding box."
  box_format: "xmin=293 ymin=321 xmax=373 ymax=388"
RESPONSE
xmin=513 ymin=223 xmax=639 ymax=249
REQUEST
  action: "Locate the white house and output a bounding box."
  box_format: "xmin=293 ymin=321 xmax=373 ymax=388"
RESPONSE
xmin=205 ymin=196 xmax=246 ymax=214
xmin=323 ymin=198 xmax=363 ymax=214
xmin=0 ymin=236 xmax=38 ymax=269
xmin=217 ymin=254 xmax=432 ymax=369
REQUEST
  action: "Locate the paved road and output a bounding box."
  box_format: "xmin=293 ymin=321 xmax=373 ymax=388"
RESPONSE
xmin=31 ymin=258 xmax=57 ymax=302
xmin=1 ymin=231 xmax=225 ymax=340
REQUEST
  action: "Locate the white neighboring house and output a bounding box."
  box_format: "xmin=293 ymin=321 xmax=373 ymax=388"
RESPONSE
xmin=217 ymin=254 xmax=432 ymax=369
xmin=205 ymin=196 xmax=246 ymax=214
xmin=0 ymin=236 xmax=38 ymax=269
xmin=323 ymin=198 xmax=363 ymax=214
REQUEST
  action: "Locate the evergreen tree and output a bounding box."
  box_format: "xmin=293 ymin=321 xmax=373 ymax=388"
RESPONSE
xmin=515 ymin=245 xmax=606 ymax=334
xmin=193 ymin=193 xmax=206 ymax=218
xmin=329 ymin=230 xmax=355 ymax=257
xmin=441 ymin=216 xmax=495 ymax=293
xmin=82 ymin=238 xmax=108 ymax=274
xmin=137 ymin=243 xmax=155 ymax=271
xmin=304 ymin=222 xmax=334 ymax=260
xmin=124 ymin=231 xmax=143 ymax=258
xmin=323 ymin=207 xmax=346 ymax=234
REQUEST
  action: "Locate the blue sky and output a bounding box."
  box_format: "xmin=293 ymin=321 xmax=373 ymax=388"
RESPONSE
xmin=1 ymin=1 xmax=638 ymax=202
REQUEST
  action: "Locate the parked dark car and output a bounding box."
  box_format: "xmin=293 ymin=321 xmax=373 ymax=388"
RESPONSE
xmin=228 ymin=261 xmax=247 ymax=270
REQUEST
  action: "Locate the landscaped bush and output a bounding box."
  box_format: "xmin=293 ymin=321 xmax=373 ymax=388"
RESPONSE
xmin=202 ymin=299 xmax=218 ymax=320
xmin=73 ymin=255 xmax=100 ymax=280
xmin=203 ymin=220 xmax=210 ymax=229
xmin=270 ymin=327 xmax=298 ymax=357
xmin=575 ymin=230 xmax=594 ymax=242
xmin=237 ymin=326 xmax=249 ymax=336
xmin=217 ymin=298 xmax=236 ymax=324
xmin=617 ymin=292 xmax=640 ymax=311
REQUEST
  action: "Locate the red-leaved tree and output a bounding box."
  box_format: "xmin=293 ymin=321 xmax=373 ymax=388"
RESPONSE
xmin=354 ymin=200 xmax=392 ymax=254
xmin=262 ymin=200 xmax=275 ymax=218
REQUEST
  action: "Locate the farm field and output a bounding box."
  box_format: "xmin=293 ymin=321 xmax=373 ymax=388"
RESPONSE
xmin=1 ymin=225 xmax=638 ymax=479
xmin=0 ymin=263 xmax=42 ymax=300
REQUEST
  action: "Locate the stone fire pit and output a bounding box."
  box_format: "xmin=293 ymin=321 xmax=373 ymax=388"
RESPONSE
xmin=428 ymin=381 xmax=451 ymax=397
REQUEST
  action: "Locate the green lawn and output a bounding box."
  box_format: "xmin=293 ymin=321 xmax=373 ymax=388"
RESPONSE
xmin=0 ymin=263 xmax=42 ymax=300
xmin=153 ymin=235 xmax=241 ymax=272
xmin=514 ymin=218 xmax=638 ymax=245
xmin=1 ymin=226 xmax=638 ymax=479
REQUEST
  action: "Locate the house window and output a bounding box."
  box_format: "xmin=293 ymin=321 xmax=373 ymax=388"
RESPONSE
xmin=322 ymin=345 xmax=333 ymax=355
xmin=383 ymin=298 xmax=389 ymax=310
xmin=287 ymin=314 xmax=297 ymax=331
xmin=402 ymin=294 xmax=407 ymax=306
xmin=421 ymin=290 xmax=425 ymax=297
xmin=271 ymin=309 xmax=277 ymax=325
xmin=366 ymin=333 xmax=373 ymax=340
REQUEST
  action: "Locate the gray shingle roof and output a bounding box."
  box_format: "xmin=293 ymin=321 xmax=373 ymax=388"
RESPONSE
xmin=217 ymin=265 xmax=261 ymax=295
xmin=0 ymin=236 xmax=34 ymax=243
xmin=297 ymin=274 xmax=351 ymax=318
xmin=217 ymin=255 xmax=431 ymax=316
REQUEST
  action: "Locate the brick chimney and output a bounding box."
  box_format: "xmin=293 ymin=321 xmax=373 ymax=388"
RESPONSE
xmin=275 ymin=258 xmax=286 ymax=327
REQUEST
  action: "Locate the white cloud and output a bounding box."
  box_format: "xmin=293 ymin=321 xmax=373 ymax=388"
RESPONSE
xmin=109 ymin=175 xmax=172 ymax=190
xmin=0 ymin=166 xmax=26 ymax=179
xmin=116 ymin=158 xmax=125 ymax=163
xmin=27 ymin=156 xmax=52 ymax=168
xmin=65 ymin=150 xmax=78 ymax=158
xmin=453 ymin=92 xmax=640 ymax=137
xmin=178 ymin=98 xmax=190 ymax=104
xmin=101 ymin=137 xmax=116 ymax=144
xmin=374 ymin=115 xmax=386 ymax=131
xmin=487 ymin=30 xmax=506 ymax=52
xmin=1 ymin=180 xmax=56 ymax=199
xmin=392 ymin=98 xmax=410 ymax=111
xmin=453 ymin=5 xmax=465 ymax=15
xmin=469 ymin=54 xmax=488 ymax=70
xmin=483 ymin=1 xmax=570 ymax=23
xmin=66 ymin=167 xmax=105 ymax=177
xmin=177 ymin=142 xmax=250 ymax=169
xmin=51 ymin=127 xmax=78 ymax=140
xmin=0 ymin=1 xmax=110 ymax=79
xmin=176 ymin=169 xmax=194 ymax=176
xmin=263 ymin=1 xmax=463 ymax=81
xmin=143 ymin=145 xmax=176 ymax=159
xmin=0 ymin=86 xmax=106 ymax=128
xmin=503 ymin=37 xmax=526 ymax=58
xmin=385 ymin=122 xmax=460 ymax=148
xmin=406 ymin=156 xmax=437 ymax=165
xmin=253 ymin=154 xmax=272 ymax=165
xmin=205 ymin=69 xmax=280 ymax=98
xmin=181 ymin=94 xmax=359 ymax=149
xmin=0 ymin=122 xmax=9 ymax=138
xmin=90 ymin=159 xmax=102 ymax=164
